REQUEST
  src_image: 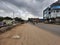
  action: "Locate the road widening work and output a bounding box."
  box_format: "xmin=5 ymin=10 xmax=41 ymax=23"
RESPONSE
xmin=0 ymin=23 xmax=60 ymax=45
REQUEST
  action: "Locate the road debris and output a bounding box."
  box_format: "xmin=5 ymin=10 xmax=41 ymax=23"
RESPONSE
xmin=12 ymin=35 xmax=21 ymax=39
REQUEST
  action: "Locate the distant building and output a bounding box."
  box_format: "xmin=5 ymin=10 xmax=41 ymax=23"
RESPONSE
xmin=43 ymin=0 xmax=60 ymax=24
xmin=2 ymin=20 xmax=13 ymax=26
xmin=28 ymin=18 xmax=40 ymax=23
xmin=28 ymin=18 xmax=45 ymax=24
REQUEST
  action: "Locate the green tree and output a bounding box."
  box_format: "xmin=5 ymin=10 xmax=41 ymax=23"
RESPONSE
xmin=14 ymin=17 xmax=22 ymax=22
xmin=4 ymin=17 xmax=13 ymax=20
xmin=14 ymin=17 xmax=25 ymax=23
xmin=0 ymin=17 xmax=4 ymax=21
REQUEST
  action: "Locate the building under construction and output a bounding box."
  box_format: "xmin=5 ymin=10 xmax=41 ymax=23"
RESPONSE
xmin=43 ymin=0 xmax=60 ymax=24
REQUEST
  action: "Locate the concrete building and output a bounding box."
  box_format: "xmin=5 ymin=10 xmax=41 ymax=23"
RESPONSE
xmin=43 ymin=0 xmax=60 ymax=24
xmin=2 ymin=20 xmax=13 ymax=26
xmin=43 ymin=7 xmax=51 ymax=19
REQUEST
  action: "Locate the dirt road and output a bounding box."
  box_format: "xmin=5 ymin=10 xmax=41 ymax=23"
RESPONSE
xmin=0 ymin=23 xmax=60 ymax=45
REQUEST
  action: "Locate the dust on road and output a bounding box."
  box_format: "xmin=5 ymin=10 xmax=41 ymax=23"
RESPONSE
xmin=0 ymin=23 xmax=60 ymax=45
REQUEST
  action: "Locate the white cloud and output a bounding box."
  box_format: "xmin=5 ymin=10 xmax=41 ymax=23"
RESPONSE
xmin=0 ymin=0 xmax=58 ymax=20
xmin=0 ymin=10 xmax=5 ymax=12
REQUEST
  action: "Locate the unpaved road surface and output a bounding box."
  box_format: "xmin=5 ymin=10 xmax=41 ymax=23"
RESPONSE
xmin=0 ymin=23 xmax=60 ymax=45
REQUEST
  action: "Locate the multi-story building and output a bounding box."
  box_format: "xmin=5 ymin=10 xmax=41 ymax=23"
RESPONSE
xmin=43 ymin=0 xmax=60 ymax=24
xmin=43 ymin=7 xmax=51 ymax=19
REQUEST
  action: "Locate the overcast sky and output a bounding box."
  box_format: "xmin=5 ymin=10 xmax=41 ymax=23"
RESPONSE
xmin=0 ymin=0 xmax=58 ymax=20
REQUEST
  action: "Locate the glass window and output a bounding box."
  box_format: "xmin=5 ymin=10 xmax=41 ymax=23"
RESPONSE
xmin=56 ymin=10 xmax=59 ymax=13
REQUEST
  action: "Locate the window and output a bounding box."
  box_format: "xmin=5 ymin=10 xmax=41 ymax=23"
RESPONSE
xmin=56 ymin=10 xmax=59 ymax=13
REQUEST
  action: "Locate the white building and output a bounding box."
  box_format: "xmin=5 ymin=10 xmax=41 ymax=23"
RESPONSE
xmin=43 ymin=0 xmax=60 ymax=24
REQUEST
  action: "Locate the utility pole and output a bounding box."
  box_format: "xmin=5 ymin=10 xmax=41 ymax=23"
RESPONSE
xmin=13 ymin=11 xmax=14 ymax=19
xmin=12 ymin=11 xmax=15 ymax=24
